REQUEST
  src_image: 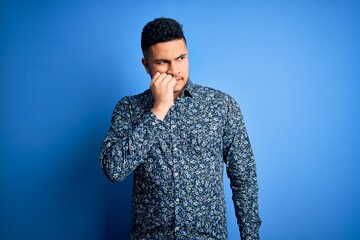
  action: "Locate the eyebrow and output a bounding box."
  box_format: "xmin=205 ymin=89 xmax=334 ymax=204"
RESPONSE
xmin=154 ymin=53 xmax=187 ymax=62
xmin=176 ymin=53 xmax=187 ymax=59
xmin=154 ymin=58 xmax=169 ymax=63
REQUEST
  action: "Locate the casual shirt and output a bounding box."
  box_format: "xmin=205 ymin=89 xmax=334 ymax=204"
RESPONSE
xmin=100 ymin=80 xmax=261 ymax=240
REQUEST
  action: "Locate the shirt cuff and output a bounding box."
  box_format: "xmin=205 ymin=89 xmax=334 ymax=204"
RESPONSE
xmin=142 ymin=111 xmax=167 ymax=135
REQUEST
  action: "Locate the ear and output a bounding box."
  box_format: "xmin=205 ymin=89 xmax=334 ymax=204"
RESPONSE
xmin=141 ymin=58 xmax=150 ymax=74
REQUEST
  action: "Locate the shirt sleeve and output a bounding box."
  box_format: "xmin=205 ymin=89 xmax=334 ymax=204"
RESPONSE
xmin=99 ymin=97 xmax=165 ymax=182
xmin=223 ymin=95 xmax=262 ymax=240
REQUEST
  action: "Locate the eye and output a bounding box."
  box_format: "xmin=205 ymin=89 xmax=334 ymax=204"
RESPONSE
xmin=177 ymin=55 xmax=186 ymax=61
xmin=156 ymin=61 xmax=167 ymax=65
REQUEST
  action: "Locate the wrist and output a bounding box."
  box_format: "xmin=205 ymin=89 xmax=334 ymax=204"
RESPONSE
xmin=151 ymin=104 xmax=171 ymax=121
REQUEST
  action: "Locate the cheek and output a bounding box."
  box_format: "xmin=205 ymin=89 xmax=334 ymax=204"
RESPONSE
xmin=181 ymin=61 xmax=189 ymax=73
xmin=150 ymin=64 xmax=167 ymax=74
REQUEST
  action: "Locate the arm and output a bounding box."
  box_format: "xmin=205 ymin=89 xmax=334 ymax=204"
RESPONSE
xmin=223 ymin=96 xmax=261 ymax=240
xmin=100 ymin=72 xmax=176 ymax=182
xmin=99 ymin=97 xmax=165 ymax=182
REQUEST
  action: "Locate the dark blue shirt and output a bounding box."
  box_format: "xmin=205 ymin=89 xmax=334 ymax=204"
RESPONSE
xmin=100 ymin=80 xmax=261 ymax=239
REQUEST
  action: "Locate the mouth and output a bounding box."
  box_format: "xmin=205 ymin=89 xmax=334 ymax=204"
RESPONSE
xmin=175 ymin=78 xmax=183 ymax=86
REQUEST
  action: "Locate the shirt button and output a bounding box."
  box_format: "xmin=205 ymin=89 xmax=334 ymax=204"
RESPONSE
xmin=174 ymin=172 xmax=179 ymax=178
xmin=176 ymin=198 xmax=180 ymax=203
xmin=175 ymin=227 xmax=180 ymax=231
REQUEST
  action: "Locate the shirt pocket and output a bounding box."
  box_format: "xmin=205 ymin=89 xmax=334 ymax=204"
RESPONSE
xmin=185 ymin=120 xmax=223 ymax=156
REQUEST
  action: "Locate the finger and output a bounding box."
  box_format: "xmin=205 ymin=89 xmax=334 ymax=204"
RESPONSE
xmin=155 ymin=74 xmax=172 ymax=85
xmin=151 ymin=72 xmax=165 ymax=87
xmin=151 ymin=72 xmax=161 ymax=83
xmin=153 ymin=72 xmax=161 ymax=79
xmin=169 ymin=77 xmax=177 ymax=86
xmin=163 ymin=74 xmax=173 ymax=83
xmin=156 ymin=73 xmax=170 ymax=83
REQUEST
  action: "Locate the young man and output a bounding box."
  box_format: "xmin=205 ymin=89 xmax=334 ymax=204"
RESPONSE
xmin=100 ymin=17 xmax=261 ymax=240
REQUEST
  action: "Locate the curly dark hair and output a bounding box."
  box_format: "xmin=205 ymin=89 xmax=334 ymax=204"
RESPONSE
xmin=141 ymin=17 xmax=186 ymax=55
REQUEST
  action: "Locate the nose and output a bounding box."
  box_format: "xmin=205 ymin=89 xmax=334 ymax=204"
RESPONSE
xmin=167 ymin=61 xmax=180 ymax=76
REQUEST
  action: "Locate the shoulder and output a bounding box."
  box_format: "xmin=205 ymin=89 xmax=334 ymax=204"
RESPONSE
xmin=192 ymin=82 xmax=237 ymax=105
xmin=115 ymin=89 xmax=152 ymax=107
xmin=110 ymin=89 xmax=152 ymax=123
xmin=111 ymin=89 xmax=153 ymax=117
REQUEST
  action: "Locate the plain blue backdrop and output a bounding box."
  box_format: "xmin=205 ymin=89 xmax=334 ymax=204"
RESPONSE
xmin=1 ymin=0 xmax=360 ymax=239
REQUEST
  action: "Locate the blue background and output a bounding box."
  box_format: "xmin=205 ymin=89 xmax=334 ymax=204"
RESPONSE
xmin=1 ymin=0 xmax=360 ymax=239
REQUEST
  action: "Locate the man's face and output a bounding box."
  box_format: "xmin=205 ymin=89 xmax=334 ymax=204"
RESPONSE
xmin=142 ymin=39 xmax=189 ymax=97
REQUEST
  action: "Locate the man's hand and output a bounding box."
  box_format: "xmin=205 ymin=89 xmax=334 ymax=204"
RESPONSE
xmin=150 ymin=72 xmax=176 ymax=121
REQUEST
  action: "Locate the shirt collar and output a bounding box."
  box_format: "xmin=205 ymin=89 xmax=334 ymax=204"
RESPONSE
xmin=146 ymin=79 xmax=195 ymax=101
xmin=180 ymin=79 xmax=194 ymax=98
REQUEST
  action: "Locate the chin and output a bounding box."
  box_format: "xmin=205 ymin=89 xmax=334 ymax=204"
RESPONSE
xmin=174 ymin=82 xmax=185 ymax=91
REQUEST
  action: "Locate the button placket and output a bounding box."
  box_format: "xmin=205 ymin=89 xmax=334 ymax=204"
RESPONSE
xmin=171 ymin=104 xmax=183 ymax=236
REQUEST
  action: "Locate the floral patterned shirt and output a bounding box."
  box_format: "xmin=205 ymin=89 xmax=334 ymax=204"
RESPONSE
xmin=100 ymin=80 xmax=261 ymax=240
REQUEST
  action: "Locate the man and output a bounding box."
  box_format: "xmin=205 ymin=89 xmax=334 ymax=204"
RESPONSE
xmin=100 ymin=17 xmax=261 ymax=240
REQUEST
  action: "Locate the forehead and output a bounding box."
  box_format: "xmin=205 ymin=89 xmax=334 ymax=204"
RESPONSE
xmin=147 ymin=39 xmax=187 ymax=59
